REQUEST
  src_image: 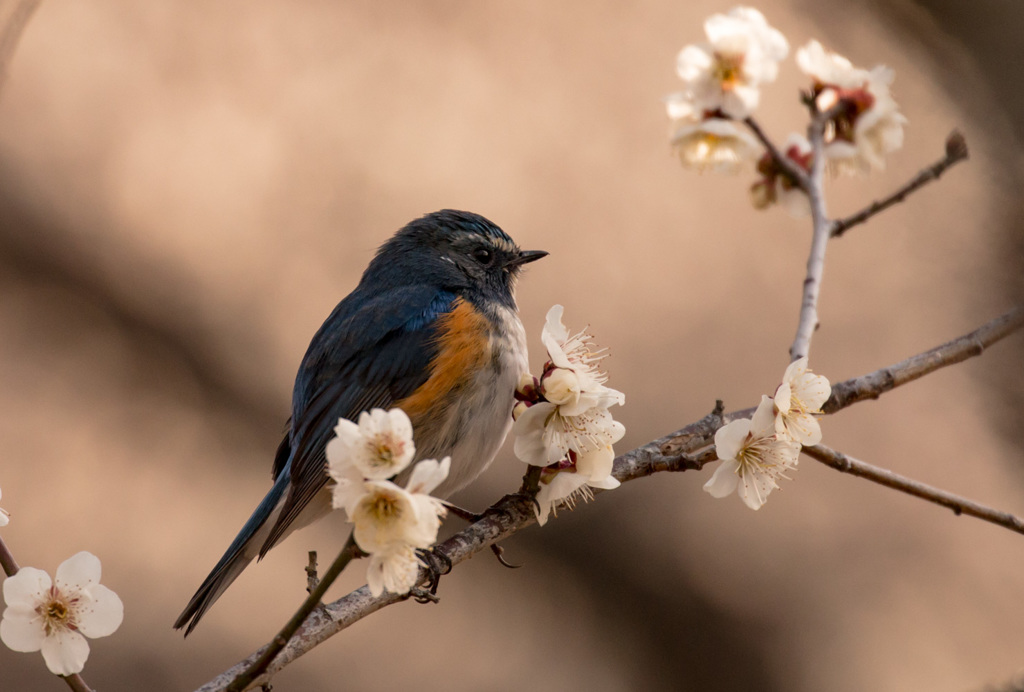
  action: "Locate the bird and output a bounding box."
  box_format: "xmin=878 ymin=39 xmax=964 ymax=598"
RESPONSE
xmin=174 ymin=209 xmax=546 ymax=635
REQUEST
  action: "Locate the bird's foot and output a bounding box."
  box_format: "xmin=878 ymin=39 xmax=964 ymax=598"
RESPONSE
xmin=408 ymin=587 xmax=440 ymax=604
xmin=414 ymin=546 xmax=452 ymax=600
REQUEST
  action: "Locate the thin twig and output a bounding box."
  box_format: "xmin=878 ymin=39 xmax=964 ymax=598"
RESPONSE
xmin=824 ymin=305 xmax=1024 ymax=413
xmin=304 ymin=551 xmax=318 ymax=594
xmin=196 ymin=307 xmax=1024 ymax=691
xmin=226 ymin=534 xmax=360 ymax=691
xmin=0 ymin=533 xmax=19 ymax=576
xmin=789 ymin=105 xmax=836 ymax=362
xmin=802 ymin=444 xmax=1024 ymax=535
xmin=743 ymin=116 xmax=810 ymax=191
xmin=61 ymin=675 xmax=96 ymax=692
xmin=831 ymin=131 xmax=969 ymax=238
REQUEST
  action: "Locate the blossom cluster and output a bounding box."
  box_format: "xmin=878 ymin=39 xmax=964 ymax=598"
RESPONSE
xmin=326 ymin=408 xmax=449 ymax=596
xmin=704 ymin=357 xmax=831 ymax=510
xmin=665 ymin=6 xmax=906 ymax=214
xmin=796 ymin=40 xmax=906 ymax=174
xmin=665 ymin=7 xmax=787 ymax=173
xmin=1 ymin=551 xmax=124 ymax=676
xmin=512 ymin=305 xmax=625 ymax=525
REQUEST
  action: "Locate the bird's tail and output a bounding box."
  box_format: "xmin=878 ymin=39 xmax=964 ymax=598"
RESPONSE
xmin=173 ymin=473 xmax=289 ymax=636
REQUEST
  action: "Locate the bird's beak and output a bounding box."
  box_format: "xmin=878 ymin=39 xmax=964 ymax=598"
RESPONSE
xmin=505 ymin=249 xmax=548 ymax=267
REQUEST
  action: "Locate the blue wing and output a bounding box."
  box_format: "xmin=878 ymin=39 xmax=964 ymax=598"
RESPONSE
xmin=260 ymin=284 xmax=457 ymax=553
xmin=174 ymin=284 xmax=455 ymax=635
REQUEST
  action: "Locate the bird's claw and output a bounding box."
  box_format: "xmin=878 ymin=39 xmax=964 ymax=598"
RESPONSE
xmin=409 ymin=587 xmax=440 ymax=604
xmin=490 ymin=543 xmax=521 ymax=569
xmin=415 ymin=547 xmax=452 ymax=597
xmin=443 ymin=502 xmax=485 ymax=524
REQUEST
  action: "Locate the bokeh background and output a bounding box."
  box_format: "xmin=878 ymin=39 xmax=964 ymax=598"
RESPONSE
xmin=1 ymin=1 xmax=1022 ymax=690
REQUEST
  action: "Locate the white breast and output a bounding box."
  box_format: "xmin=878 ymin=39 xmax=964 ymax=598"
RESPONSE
xmin=425 ymin=303 xmax=528 ymax=499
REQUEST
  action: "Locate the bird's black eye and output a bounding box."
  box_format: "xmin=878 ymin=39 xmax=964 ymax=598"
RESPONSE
xmin=472 ymin=247 xmax=494 ymax=265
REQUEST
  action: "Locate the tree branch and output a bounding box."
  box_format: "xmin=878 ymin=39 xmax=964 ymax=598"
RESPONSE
xmin=0 ymin=534 xmax=19 ymax=576
xmin=824 ymin=305 xmax=1024 ymax=413
xmin=60 ymin=675 xmax=95 ymax=692
xmin=802 ymin=444 xmax=1024 ymax=535
xmin=743 ymin=116 xmax=810 ymax=191
xmin=225 ymin=534 xmax=361 ymax=691
xmin=789 ymin=104 xmax=838 ymax=361
xmin=196 ymin=305 xmax=1024 ymax=691
xmin=831 ymin=130 xmax=969 ymax=238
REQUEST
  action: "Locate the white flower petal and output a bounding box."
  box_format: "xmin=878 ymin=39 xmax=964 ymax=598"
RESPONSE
xmin=781 ymin=414 xmax=822 ymax=446
xmin=749 ymin=395 xmax=778 ymax=437
xmin=534 ymin=472 xmax=589 ymax=526
xmin=405 ymin=457 xmax=451 ymax=496
xmin=676 ymin=44 xmax=714 ymax=81
xmin=779 ymin=187 xmax=810 ymax=218
xmin=793 ymin=372 xmax=832 ymax=410
xmin=0 ymin=607 xmax=45 ymax=652
xmin=3 ymin=566 xmax=51 ymax=607
xmin=74 ymin=585 xmax=124 ymax=639
xmin=39 ymin=629 xmax=89 ymax=676
xmin=664 ymin=92 xmax=699 ymax=121
xmin=330 ymin=408 xmax=417 ymax=480
xmin=366 ymin=545 xmax=421 ymax=596
xmin=558 ymin=385 xmax=624 ymax=418
xmin=540 ymin=305 xmax=570 ymax=362
xmin=575 ymin=445 xmax=615 ymax=482
xmin=55 ymin=552 xmax=102 ymax=594
xmin=512 ymin=402 xmax=556 ymax=466
xmin=350 ymin=481 xmax=420 ymax=553
xmin=541 ymin=368 xmax=581 ymax=407
xmin=737 ymin=470 xmax=774 ymax=510
xmin=589 ymin=475 xmax=620 ymax=491
xmin=713 ymin=419 xmax=752 ymax=462
xmin=720 ymin=85 xmax=760 ymax=120
xmin=703 ymin=459 xmax=741 ymax=498
xmin=329 ymin=464 xmax=366 ymax=512
xmin=671 ymin=118 xmax=762 ymax=173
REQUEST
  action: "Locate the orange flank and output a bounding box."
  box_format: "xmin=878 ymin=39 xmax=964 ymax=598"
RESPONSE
xmin=396 ymin=298 xmax=491 ymax=423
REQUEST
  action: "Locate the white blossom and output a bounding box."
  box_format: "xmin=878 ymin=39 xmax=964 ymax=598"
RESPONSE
xmin=513 ymin=402 xmax=625 ymax=467
xmin=669 ymin=6 xmax=789 ymax=119
xmin=343 ymin=458 xmax=450 ymax=555
xmin=671 ymin=117 xmax=761 ymax=173
xmin=796 ymin=39 xmax=867 ymax=89
xmin=796 ymin=40 xmax=907 ymax=173
xmin=539 ymin=305 xmax=624 ymax=416
xmin=704 ymin=396 xmax=801 ymax=510
xmin=1 ymin=552 xmax=123 ymax=676
xmin=325 ymin=408 xmax=415 ymax=481
xmin=533 ymin=446 xmax=621 ymax=526
xmin=513 ymin=305 xmax=626 ymax=523
xmin=774 ymin=357 xmax=831 ymax=445
xmin=365 ymin=543 xmax=423 ymax=598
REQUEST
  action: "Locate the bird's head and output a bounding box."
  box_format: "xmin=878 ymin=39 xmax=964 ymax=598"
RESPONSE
xmin=366 ymin=210 xmax=547 ymax=307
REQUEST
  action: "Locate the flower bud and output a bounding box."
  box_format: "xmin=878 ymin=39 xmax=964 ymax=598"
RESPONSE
xmin=540 ymin=367 xmax=580 ymax=407
xmin=512 ymin=400 xmax=530 ymax=421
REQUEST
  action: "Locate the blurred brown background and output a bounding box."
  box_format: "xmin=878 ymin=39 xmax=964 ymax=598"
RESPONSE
xmin=0 ymin=1 xmax=1022 ymax=690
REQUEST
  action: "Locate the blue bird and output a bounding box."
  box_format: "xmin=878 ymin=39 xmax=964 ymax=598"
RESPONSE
xmin=174 ymin=210 xmax=546 ymax=635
